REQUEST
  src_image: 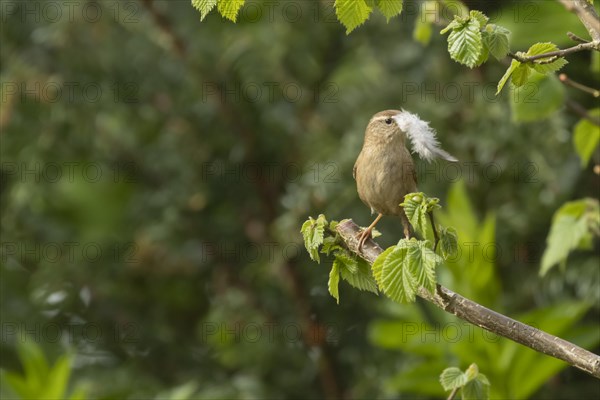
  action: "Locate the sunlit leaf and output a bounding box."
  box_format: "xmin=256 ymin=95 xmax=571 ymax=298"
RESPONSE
xmin=192 ymin=0 xmax=217 ymax=21
xmin=573 ymin=109 xmax=600 ymax=167
xmin=377 ymin=0 xmax=403 ymax=22
xmin=335 ymin=0 xmax=373 ymax=34
xmin=217 ymin=0 xmax=245 ymax=22
xmin=439 ymin=367 xmax=467 ymax=391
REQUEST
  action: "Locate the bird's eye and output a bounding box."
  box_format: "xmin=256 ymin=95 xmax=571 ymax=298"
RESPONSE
xmin=384 ymin=118 xmax=393 ymax=125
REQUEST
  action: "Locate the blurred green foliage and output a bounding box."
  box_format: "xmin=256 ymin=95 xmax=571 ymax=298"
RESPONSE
xmin=1 ymin=0 xmax=599 ymax=399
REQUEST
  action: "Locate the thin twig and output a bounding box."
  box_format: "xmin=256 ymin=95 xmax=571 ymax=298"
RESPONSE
xmin=567 ymin=31 xmax=590 ymax=44
xmin=336 ymin=220 xmax=600 ymax=379
xmin=428 ymin=211 xmax=440 ymax=252
xmin=559 ymin=73 xmax=600 ymax=97
xmin=447 ymin=387 xmax=460 ymax=400
xmin=565 ymin=99 xmax=600 ymax=127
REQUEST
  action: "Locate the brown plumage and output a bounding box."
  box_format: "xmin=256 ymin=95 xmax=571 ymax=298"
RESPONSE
xmin=353 ymin=110 xmax=418 ymax=250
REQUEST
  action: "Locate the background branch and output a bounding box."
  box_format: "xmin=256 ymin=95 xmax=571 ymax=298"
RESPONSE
xmin=335 ymin=220 xmax=600 ymax=379
xmin=559 ymin=0 xmax=600 ymax=42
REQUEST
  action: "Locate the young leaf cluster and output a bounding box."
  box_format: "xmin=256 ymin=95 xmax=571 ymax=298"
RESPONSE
xmin=400 ymin=192 xmax=458 ymax=261
xmin=540 ymin=198 xmax=600 ymax=276
xmin=301 ymin=216 xmax=378 ymax=304
xmin=440 ymin=11 xmax=510 ymax=69
xmin=301 ymin=193 xmax=459 ymax=305
xmin=440 ymin=363 xmax=490 ymax=400
xmin=497 ymin=42 xmax=568 ymax=94
xmin=372 ymin=238 xmax=441 ymax=303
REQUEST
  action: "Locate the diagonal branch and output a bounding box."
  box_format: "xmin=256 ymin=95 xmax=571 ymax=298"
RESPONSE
xmin=559 ymin=0 xmax=600 ymax=42
xmin=335 ymin=219 xmax=600 ymax=379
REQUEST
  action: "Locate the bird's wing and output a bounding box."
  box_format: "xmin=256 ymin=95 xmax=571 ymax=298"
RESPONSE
xmin=393 ymin=110 xmax=458 ymax=163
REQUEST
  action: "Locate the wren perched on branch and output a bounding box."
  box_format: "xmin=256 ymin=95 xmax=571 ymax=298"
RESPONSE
xmin=353 ymin=109 xmax=458 ymax=250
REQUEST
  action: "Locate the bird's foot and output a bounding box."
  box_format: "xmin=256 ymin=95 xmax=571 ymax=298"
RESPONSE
xmin=357 ymin=228 xmax=372 ymax=251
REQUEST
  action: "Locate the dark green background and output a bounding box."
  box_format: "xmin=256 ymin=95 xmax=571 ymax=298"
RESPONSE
xmin=1 ymin=0 xmax=599 ymax=398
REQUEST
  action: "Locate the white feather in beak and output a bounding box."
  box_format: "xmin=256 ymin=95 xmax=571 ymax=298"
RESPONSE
xmin=392 ymin=110 xmax=458 ymax=163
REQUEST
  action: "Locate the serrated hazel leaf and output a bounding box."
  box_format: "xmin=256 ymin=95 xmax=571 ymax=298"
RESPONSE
xmin=440 ymin=17 xmax=461 ymax=34
xmin=217 ymin=0 xmax=245 ymax=22
xmin=335 ymin=0 xmax=373 ymax=34
xmin=413 ymin=241 xmax=440 ymax=293
xmin=340 ymin=257 xmax=378 ymax=294
xmin=401 ymin=193 xmax=428 ymax=237
xmin=376 ymin=0 xmax=403 ymax=22
xmin=531 ymin=58 xmax=568 ymax=74
xmin=440 ymin=227 xmax=459 ymax=260
xmin=461 ymin=376 xmax=490 ymax=400
xmin=336 ymin=251 xmax=358 ymax=273
xmin=192 ymin=0 xmax=217 ymax=21
xmin=321 ymin=236 xmax=341 ymax=255
xmin=469 ymin=10 xmax=489 ymax=27
xmin=497 ymin=59 xmax=521 ymax=94
xmin=573 ymin=109 xmax=600 ymax=167
xmin=439 ymin=367 xmax=468 ymax=391
xmin=446 ymin=18 xmax=483 ymax=68
xmin=484 ymin=24 xmax=510 ymax=60
xmin=381 ymin=242 xmax=417 ymax=303
xmin=372 ymin=246 xmax=395 ymax=289
xmin=329 ymin=261 xmax=341 ymax=304
xmin=526 ymin=42 xmax=559 ymax=56
xmin=510 ymin=62 xmax=531 ymax=87
xmin=525 ymin=42 xmax=568 ymax=74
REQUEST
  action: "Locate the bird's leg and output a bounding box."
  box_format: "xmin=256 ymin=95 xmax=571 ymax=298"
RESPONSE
xmin=400 ymin=211 xmax=413 ymax=239
xmin=428 ymin=210 xmax=440 ymax=251
xmin=357 ymin=213 xmax=383 ymax=251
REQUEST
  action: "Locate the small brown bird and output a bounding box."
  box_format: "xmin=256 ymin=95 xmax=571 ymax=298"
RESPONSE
xmin=354 ymin=109 xmax=458 ymax=250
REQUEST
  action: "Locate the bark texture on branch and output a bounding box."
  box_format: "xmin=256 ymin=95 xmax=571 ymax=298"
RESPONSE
xmin=336 ymin=219 xmax=600 ymax=379
xmin=559 ymin=0 xmax=600 ymax=42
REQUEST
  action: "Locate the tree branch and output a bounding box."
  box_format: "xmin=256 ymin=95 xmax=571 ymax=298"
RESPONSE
xmin=508 ymin=41 xmax=599 ymax=64
xmin=559 ymin=0 xmax=600 ymax=42
xmin=335 ymin=219 xmax=600 ymax=379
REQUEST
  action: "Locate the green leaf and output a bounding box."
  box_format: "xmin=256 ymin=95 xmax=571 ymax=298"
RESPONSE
xmin=592 ymin=51 xmax=600 ymax=74
xmin=381 ymin=242 xmax=417 ymax=303
xmin=335 ymin=251 xmax=358 ymax=273
xmin=573 ymin=109 xmax=600 ymax=167
xmin=461 ymin=374 xmax=490 ymax=400
xmin=510 ymin=63 xmax=531 ymax=87
xmin=339 ymin=255 xmax=379 ymax=294
xmin=217 ymin=0 xmax=245 ymax=22
xmin=540 ymin=200 xmax=596 ymax=275
xmin=328 ymin=261 xmax=341 ymax=304
xmin=526 ymin=42 xmax=568 ymax=74
xmin=483 ymin=24 xmax=510 ymax=60
xmin=372 ymin=246 xmax=395 ymax=289
xmin=510 ymin=73 xmax=565 ymax=123
xmin=401 ymin=193 xmax=428 ymax=237
xmin=439 ymin=227 xmax=458 ymax=260
xmin=411 ymin=241 xmax=440 ymax=293
xmin=446 ymin=17 xmax=483 ymax=68
xmin=192 ymin=0 xmax=217 ymax=21
xmin=439 ymin=367 xmax=468 ymax=391
xmin=496 ymin=59 xmax=521 ymax=94
xmin=376 ymin=0 xmax=403 ymax=22
xmin=413 ymin=16 xmax=432 ymax=45
xmin=335 ymin=0 xmax=373 ymax=34
xmin=300 ymin=215 xmax=327 ymax=263
xmin=45 ymin=354 xmax=72 ymax=399
xmin=469 ymin=10 xmax=488 ymax=27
